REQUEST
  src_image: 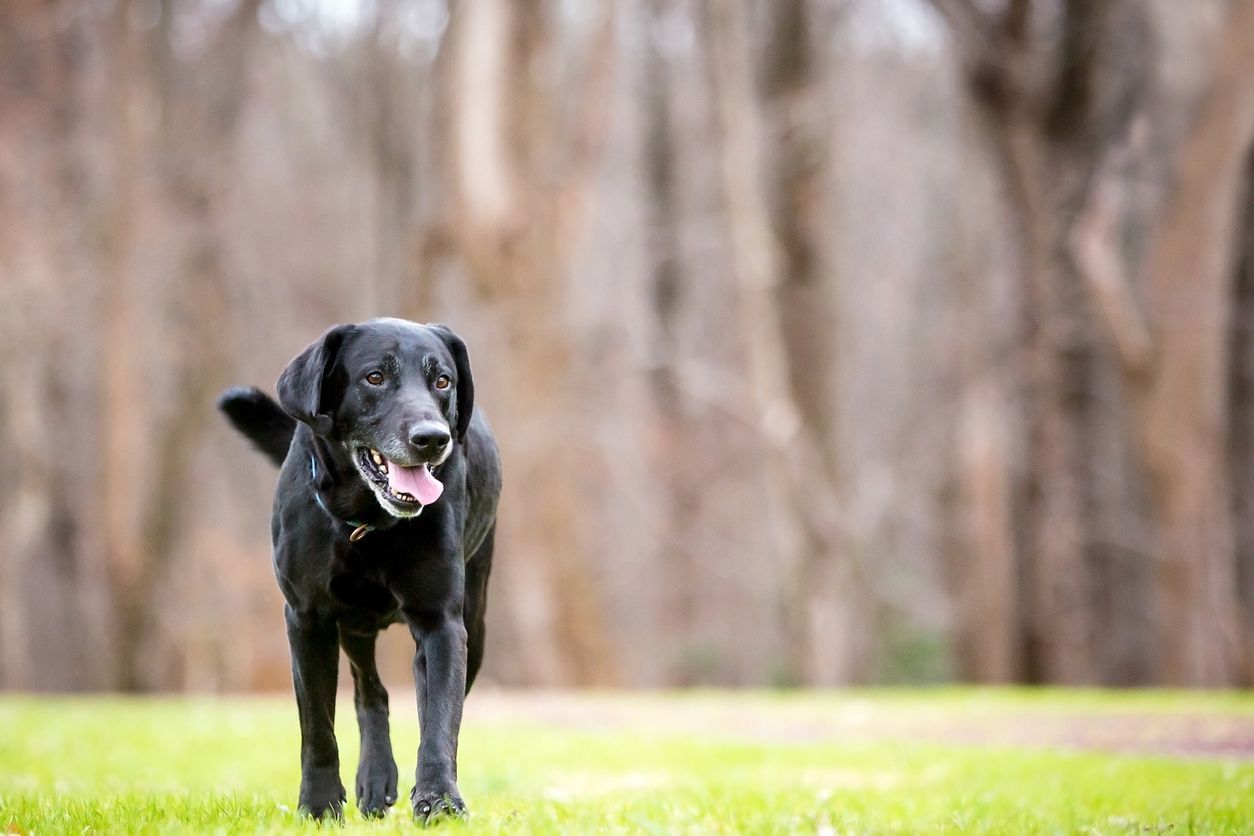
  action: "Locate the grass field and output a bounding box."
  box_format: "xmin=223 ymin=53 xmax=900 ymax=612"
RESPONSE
xmin=1 ymin=689 xmax=1252 ymax=834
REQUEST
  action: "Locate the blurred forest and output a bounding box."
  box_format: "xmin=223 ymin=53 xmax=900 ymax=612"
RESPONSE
xmin=2 ymin=0 xmax=1253 ymax=692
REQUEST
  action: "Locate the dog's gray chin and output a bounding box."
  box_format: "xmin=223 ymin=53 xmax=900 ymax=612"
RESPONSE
xmin=364 ymin=476 xmax=424 ymax=518
xmin=377 ymin=492 xmax=423 ymax=518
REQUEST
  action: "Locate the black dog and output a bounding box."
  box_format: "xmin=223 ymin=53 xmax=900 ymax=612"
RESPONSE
xmin=218 ymin=319 xmax=501 ymax=822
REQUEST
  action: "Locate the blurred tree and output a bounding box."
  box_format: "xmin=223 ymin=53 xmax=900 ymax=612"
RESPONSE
xmin=1133 ymin=2 xmax=1254 ymax=684
xmin=706 ymin=0 xmax=870 ymax=684
xmin=1 ymin=0 xmax=117 ymax=690
xmin=422 ymin=0 xmax=620 ymax=684
xmin=3 ymin=0 xmax=1252 ymax=691
xmin=931 ymin=0 xmax=1254 ymax=685
xmin=1230 ymin=151 xmax=1254 ymax=683
xmin=109 ymin=0 xmax=264 ymax=690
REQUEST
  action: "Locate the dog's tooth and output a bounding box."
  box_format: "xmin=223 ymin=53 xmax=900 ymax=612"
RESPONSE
xmin=371 ymin=450 xmax=384 ymax=466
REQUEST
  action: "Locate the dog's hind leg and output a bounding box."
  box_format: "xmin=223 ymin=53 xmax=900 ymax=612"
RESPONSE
xmin=463 ymin=524 xmax=495 ymax=694
xmin=340 ymin=628 xmax=399 ymax=818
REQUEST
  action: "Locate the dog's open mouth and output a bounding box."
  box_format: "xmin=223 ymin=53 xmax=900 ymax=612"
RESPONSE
xmin=356 ymin=447 xmax=444 ymax=510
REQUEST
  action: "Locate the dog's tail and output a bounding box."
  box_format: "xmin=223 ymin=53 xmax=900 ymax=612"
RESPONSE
xmin=217 ymin=386 xmax=296 ymax=468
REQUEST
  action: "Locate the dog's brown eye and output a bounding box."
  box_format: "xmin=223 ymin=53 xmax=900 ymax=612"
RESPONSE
xmin=365 ymin=371 xmax=385 ymax=386
xmin=435 ymin=375 xmax=452 ymax=390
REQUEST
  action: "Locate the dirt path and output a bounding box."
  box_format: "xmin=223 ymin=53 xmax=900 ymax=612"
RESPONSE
xmin=466 ymin=690 xmax=1254 ymax=759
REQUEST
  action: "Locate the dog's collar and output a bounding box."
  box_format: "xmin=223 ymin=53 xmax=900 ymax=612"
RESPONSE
xmin=309 ymin=455 xmax=374 ymax=542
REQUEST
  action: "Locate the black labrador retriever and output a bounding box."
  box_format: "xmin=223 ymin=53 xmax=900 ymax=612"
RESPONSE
xmin=218 ymin=318 xmax=501 ymax=822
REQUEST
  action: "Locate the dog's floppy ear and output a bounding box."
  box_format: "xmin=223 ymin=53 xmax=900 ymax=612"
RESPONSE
xmin=428 ymin=323 xmax=475 ymax=443
xmin=277 ymin=324 xmax=354 ymax=436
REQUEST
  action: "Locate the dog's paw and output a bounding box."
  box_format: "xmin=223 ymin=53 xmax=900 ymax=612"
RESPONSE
xmin=356 ymin=758 xmax=399 ymax=819
xmin=298 ymin=795 xmax=345 ymax=822
xmin=411 ymin=787 xmax=466 ymax=825
xmin=299 ymin=768 xmax=347 ymax=821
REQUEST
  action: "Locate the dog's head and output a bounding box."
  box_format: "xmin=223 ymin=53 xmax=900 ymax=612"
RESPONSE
xmin=277 ymin=318 xmax=475 ymax=518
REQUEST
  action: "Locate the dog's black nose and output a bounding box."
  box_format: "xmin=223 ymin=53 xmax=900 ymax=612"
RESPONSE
xmin=409 ymin=425 xmax=451 ymax=453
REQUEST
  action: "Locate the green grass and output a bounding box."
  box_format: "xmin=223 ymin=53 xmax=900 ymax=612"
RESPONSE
xmin=1 ymin=690 xmax=1251 ymax=834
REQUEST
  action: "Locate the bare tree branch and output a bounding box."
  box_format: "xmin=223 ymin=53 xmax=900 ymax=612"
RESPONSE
xmin=926 ymin=0 xmax=1018 ymax=109
xmin=926 ymin=0 xmax=996 ymax=67
xmin=1070 ymin=164 xmax=1152 ymax=376
xmin=557 ymin=4 xmax=617 ymax=249
xmin=1004 ymin=0 xmax=1032 ymax=44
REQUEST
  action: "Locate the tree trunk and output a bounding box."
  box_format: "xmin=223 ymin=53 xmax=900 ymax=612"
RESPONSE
xmin=434 ymin=0 xmax=619 ymax=685
xmin=108 ymin=0 xmax=262 ymax=690
xmin=934 ymin=0 xmax=1154 ymax=683
xmin=99 ymin=0 xmax=146 ymax=687
xmin=960 ymin=64 xmax=1098 ymax=685
xmin=643 ymin=0 xmax=705 ymax=682
xmin=1229 ymin=149 xmax=1254 ymax=684
xmin=706 ymin=0 xmax=866 ymax=684
xmin=1136 ymin=1 xmax=1254 ymax=685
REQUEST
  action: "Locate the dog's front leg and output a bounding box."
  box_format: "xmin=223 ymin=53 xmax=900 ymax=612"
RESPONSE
xmin=285 ymin=605 xmax=346 ymax=819
xmin=406 ymin=608 xmax=468 ymax=822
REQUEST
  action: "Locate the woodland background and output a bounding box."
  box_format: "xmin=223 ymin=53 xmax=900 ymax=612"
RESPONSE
xmin=2 ymin=0 xmax=1253 ymax=692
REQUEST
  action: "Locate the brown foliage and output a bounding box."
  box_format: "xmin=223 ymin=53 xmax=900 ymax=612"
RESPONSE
xmin=2 ymin=0 xmax=1252 ymax=690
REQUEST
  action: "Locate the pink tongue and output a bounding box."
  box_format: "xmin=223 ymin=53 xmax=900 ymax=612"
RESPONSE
xmin=387 ymin=463 xmax=444 ymax=505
